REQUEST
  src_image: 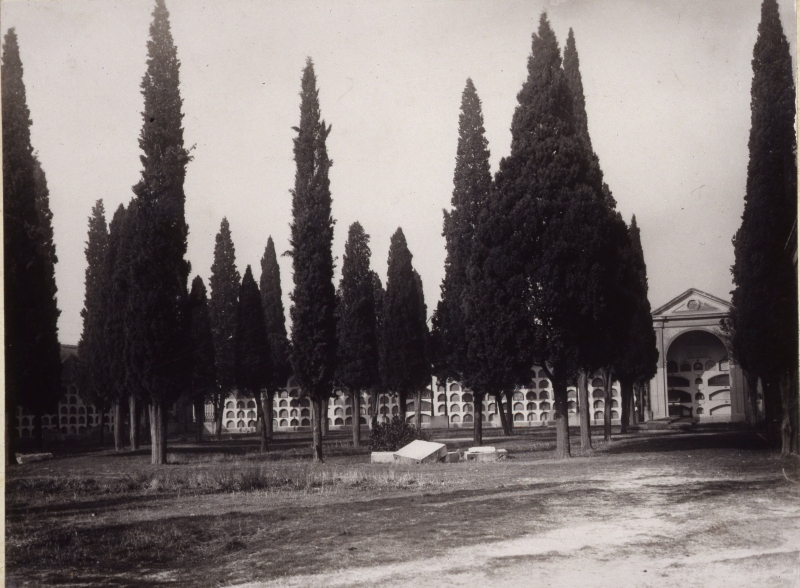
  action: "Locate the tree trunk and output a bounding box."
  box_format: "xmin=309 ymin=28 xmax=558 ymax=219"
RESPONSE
xmin=744 ymin=371 xmax=759 ymax=425
xmin=311 ymin=395 xmax=323 ymax=462
xmin=321 ymin=397 xmax=329 ymax=436
xmin=551 ymin=371 xmax=571 ymax=459
xmin=370 ymin=388 xmax=379 ymax=430
xmin=255 ymin=391 xmax=269 ymax=453
xmin=496 ymin=392 xmax=511 ymax=435
xmin=763 ymin=374 xmax=782 ymax=445
xmin=473 ymin=393 xmax=483 ymax=446
xmin=603 ymin=367 xmax=613 ymax=441
xmin=193 ymin=396 xmax=205 ymax=443
xmin=352 ymin=389 xmax=361 ymax=447
xmin=504 ymin=390 xmax=514 ymax=433
xmin=98 ymin=408 xmax=105 ymax=445
xmin=129 ymin=395 xmax=140 ymax=450
xmin=414 ymin=389 xmax=422 ymax=431
xmin=619 ymin=377 xmax=633 ymax=434
xmin=33 ymin=411 xmax=43 ymax=452
xmin=6 ymin=409 xmax=16 ymax=466
xmin=631 ymin=382 xmax=640 ymax=425
xmin=265 ymin=390 xmax=275 ymax=440
xmin=780 ymin=371 xmax=798 ymax=455
xmin=398 ymin=392 xmax=407 ymax=422
xmin=578 ymin=371 xmax=592 ymax=452
xmin=214 ymin=392 xmax=224 ymax=439
xmin=113 ymin=400 xmax=124 ymax=451
xmin=149 ymin=402 xmax=167 ymax=465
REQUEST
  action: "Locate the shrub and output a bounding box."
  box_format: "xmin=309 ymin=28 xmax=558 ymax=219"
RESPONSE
xmin=369 ymin=416 xmax=428 ymax=451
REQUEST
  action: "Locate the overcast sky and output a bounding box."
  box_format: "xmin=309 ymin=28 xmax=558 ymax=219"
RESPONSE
xmin=2 ymin=0 xmax=796 ymax=345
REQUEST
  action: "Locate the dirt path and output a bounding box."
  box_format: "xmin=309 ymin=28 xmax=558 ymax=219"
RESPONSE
xmin=234 ymin=463 xmax=800 ymax=588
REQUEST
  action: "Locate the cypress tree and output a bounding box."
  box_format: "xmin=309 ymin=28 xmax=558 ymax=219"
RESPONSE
xmin=371 ymin=271 xmax=386 ymax=429
xmin=433 ymin=78 xmax=521 ymax=445
xmin=105 ymin=204 xmax=131 ymax=450
xmin=382 ymin=228 xmax=429 ymax=424
xmin=28 ymin=154 xmax=62 ymax=449
xmin=209 ymin=217 xmax=240 ymax=439
xmin=125 ymin=0 xmax=192 ymax=465
xmin=432 ymin=78 xmax=492 ymax=387
xmin=729 ymin=0 xmax=797 ymax=454
xmin=3 ymin=28 xmax=62 ymax=460
xmin=77 ymin=200 xmax=110 ymax=444
xmin=235 ymin=266 xmax=271 ymax=451
xmin=288 ymin=58 xmax=338 ymax=462
xmin=336 ymin=222 xmax=380 ymax=446
xmin=188 ymin=276 xmax=216 ymax=443
xmin=494 ymin=14 xmax=609 ymax=459
xmin=411 ymin=270 xmax=431 ymax=430
xmin=614 ymin=216 xmax=658 ymax=433
xmin=259 ymin=236 xmax=291 ymax=441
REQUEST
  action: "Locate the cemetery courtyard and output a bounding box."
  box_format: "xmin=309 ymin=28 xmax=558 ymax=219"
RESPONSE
xmin=6 ymin=425 xmax=800 ymax=587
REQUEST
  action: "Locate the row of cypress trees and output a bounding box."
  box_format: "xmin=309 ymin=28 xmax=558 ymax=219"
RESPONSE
xmin=431 ymin=16 xmax=658 ymax=456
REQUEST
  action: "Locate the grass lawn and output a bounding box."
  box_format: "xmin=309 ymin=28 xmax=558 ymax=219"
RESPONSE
xmin=6 ymin=425 xmax=800 ymax=587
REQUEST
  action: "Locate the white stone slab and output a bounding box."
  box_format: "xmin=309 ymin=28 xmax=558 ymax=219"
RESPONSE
xmin=370 ymin=451 xmax=396 ymax=464
xmin=466 ymin=446 xmax=497 ymax=454
xmin=16 ymin=452 xmax=53 ymax=464
xmin=465 ymin=449 xmax=508 ymax=462
xmin=393 ymin=440 xmax=447 ymax=464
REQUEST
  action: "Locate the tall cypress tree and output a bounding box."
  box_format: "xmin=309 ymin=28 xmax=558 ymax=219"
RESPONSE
xmin=336 ymin=222 xmax=380 ymax=446
xmin=411 ymin=269 xmax=431 ymax=430
xmin=432 ymin=78 xmax=492 ymax=387
xmin=236 ymin=266 xmax=271 ymax=451
xmin=371 ymin=271 xmax=386 ymax=429
xmin=260 ymin=236 xmax=291 ymax=441
xmin=382 ymin=228 xmax=429 ymax=423
xmin=433 ymin=78 xmax=514 ymax=445
xmin=729 ymin=0 xmax=797 ymax=453
xmin=188 ymin=276 xmax=216 ymax=443
xmin=209 ymin=217 xmax=240 ymax=439
xmin=614 ymin=216 xmax=658 ymax=433
xmin=289 ymin=58 xmax=338 ymax=462
xmin=494 ymin=14 xmax=608 ymax=459
xmin=3 ymin=28 xmax=62 ymax=460
xmin=77 ymin=200 xmax=110 ymax=444
xmin=106 ymin=204 xmax=131 ymax=451
xmin=125 ymin=0 xmax=192 ymax=465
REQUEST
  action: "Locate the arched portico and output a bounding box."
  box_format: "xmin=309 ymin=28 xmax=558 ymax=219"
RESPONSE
xmin=649 ymin=289 xmax=746 ymax=422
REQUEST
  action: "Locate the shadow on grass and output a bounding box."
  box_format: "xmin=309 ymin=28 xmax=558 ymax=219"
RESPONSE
xmin=602 ymin=431 xmax=772 ymax=455
xmin=7 ymin=484 xmax=560 ymax=587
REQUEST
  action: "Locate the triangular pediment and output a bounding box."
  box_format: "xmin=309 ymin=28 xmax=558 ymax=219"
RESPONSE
xmin=652 ymin=288 xmax=731 ymax=317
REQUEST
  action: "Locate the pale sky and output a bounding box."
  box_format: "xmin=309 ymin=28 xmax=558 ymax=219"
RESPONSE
xmin=2 ymin=0 xmax=796 ymax=345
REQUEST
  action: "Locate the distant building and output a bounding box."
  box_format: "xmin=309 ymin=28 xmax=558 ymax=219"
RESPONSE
xmin=14 ymin=288 xmax=744 ymax=439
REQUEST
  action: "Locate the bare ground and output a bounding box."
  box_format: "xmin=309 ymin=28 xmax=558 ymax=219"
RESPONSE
xmin=6 ymin=426 xmax=800 ymax=587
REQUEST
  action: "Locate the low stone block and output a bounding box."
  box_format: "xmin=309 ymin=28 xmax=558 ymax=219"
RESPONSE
xmin=393 ymin=440 xmax=448 ymax=464
xmin=466 ymin=446 xmax=497 ymax=454
xmin=445 ymin=450 xmax=462 ymax=463
xmin=16 ymin=452 xmax=53 ymax=465
xmin=465 ymin=448 xmax=508 ymax=462
xmin=370 ymin=451 xmax=396 ymax=464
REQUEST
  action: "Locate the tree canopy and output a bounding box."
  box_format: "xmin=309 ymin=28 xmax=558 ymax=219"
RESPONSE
xmin=382 ymin=228 xmax=429 ymax=409
xmin=260 ymin=237 xmax=291 ymax=394
xmin=236 ymin=266 xmax=271 ymax=394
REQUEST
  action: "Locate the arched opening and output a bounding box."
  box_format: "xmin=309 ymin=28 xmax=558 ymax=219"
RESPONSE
xmin=539 ymin=391 xmax=549 ymax=400
xmin=539 ymin=380 xmax=549 ymax=388
xmin=667 ymin=329 xmax=729 ymax=418
xmin=526 ymin=391 xmax=537 ymax=401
